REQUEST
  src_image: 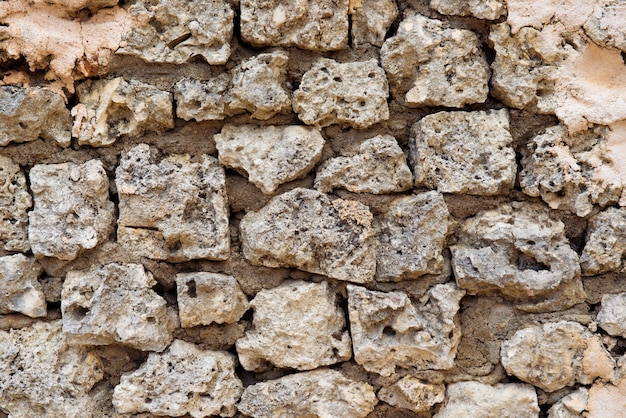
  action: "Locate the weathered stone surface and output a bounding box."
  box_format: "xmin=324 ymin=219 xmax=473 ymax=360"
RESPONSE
xmin=293 ymin=58 xmax=389 ymax=129
xmin=587 ymin=376 xmax=626 ymax=418
xmin=451 ymin=202 xmax=585 ymax=312
xmin=378 ymin=376 xmax=445 ymax=413
xmin=548 ymin=388 xmax=588 ymax=418
xmin=350 ymin=0 xmax=397 ymax=47
xmin=381 ymin=13 xmax=489 ymax=107
xmin=348 ymin=283 xmax=465 ymax=376
xmin=0 ymin=86 xmax=71 ymax=147
xmin=430 ymin=0 xmax=505 ymax=20
xmin=238 ymin=368 xmax=377 ymax=418
xmin=607 ymin=121 xmax=626 ymax=206
xmin=61 ymin=263 xmax=176 ymax=352
xmin=236 ymin=280 xmax=351 ymax=371
xmin=113 ymin=339 xmax=242 ymax=417
xmin=520 ymin=125 xmax=623 ymax=217
xmin=374 ymin=191 xmax=450 ymax=282
xmin=597 ymin=292 xmax=626 ymax=338
xmin=315 ymin=135 xmax=412 ymax=194
xmin=216 ymin=124 xmax=324 ymax=194
xmin=584 ymin=1 xmax=626 ymax=53
xmin=0 ymin=254 xmax=45 ymax=318
xmin=410 ymin=110 xmax=516 ymax=195
xmin=580 ymin=207 xmax=626 ymax=275
xmin=28 ymin=159 xmax=114 ymax=260
xmin=176 ymin=272 xmax=248 ymax=328
xmin=118 ymin=0 xmax=233 ymax=65
xmin=72 ymin=77 xmax=174 ymax=146
xmin=116 ymin=144 xmax=230 ymax=262
xmin=434 ymin=382 xmax=540 ymax=418
xmin=501 ymin=321 xmax=616 ymax=392
xmin=0 ymin=156 xmax=31 ymax=252
xmin=174 ymin=74 xmax=232 ymax=121
xmin=38 ymin=0 xmax=117 ymax=11
xmin=240 ymin=0 xmax=349 ymax=51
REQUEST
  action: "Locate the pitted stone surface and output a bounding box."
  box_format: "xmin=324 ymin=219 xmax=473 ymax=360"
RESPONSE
xmin=174 ymin=74 xmax=232 ymax=121
xmin=451 ymin=202 xmax=585 ymax=312
xmin=40 ymin=0 xmax=117 ymax=11
xmin=240 ymin=188 xmax=375 ymax=283
xmin=580 ymin=207 xmax=626 ymax=275
xmin=587 ymin=376 xmax=626 ymax=418
xmin=0 ymin=156 xmax=31 ymax=252
xmin=597 ymin=292 xmax=626 ymax=338
xmin=350 ymin=0 xmax=398 ymax=47
xmin=314 ymin=135 xmax=413 ymax=194
xmin=430 ymin=0 xmax=505 ymax=20
xmin=113 ymin=339 xmax=242 ymax=417
xmin=215 ymin=124 xmax=324 ymax=194
xmin=176 ymin=272 xmax=249 ymax=328
xmin=0 ymin=254 xmax=45 ymax=318
xmin=235 ymin=280 xmax=351 ymax=371
xmin=410 ymin=110 xmax=516 ymax=195
xmin=28 ymin=159 xmax=114 ymax=261
xmin=293 ymin=58 xmax=389 ymax=129
xmin=548 ymin=388 xmax=588 ymax=418
xmin=116 ymin=144 xmax=230 ymax=262
xmin=584 ymin=1 xmax=626 ymax=53
xmin=381 ymin=13 xmax=489 ymax=107
xmin=347 ymin=283 xmax=465 ymax=376
xmin=238 ymin=368 xmax=377 ymax=418
xmin=240 ymin=0 xmax=349 ymax=51
xmin=374 ymin=191 xmax=450 ymax=282
xmin=61 ymin=263 xmax=176 ymax=352
xmin=378 ymin=376 xmax=445 ymax=413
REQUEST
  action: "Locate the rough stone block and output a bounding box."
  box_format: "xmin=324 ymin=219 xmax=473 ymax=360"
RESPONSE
xmin=0 ymin=156 xmax=31 ymax=252
xmin=42 ymin=0 xmax=117 ymax=11
xmin=347 ymin=283 xmax=465 ymax=376
xmin=597 ymin=292 xmax=626 ymax=338
xmin=0 ymin=254 xmax=45 ymax=318
xmin=116 ymin=144 xmax=230 ymax=262
xmin=28 ymin=159 xmax=114 ymax=261
xmin=314 ymin=135 xmax=413 ymax=194
xmin=240 ymin=188 xmax=376 ymax=283
xmin=548 ymin=388 xmax=588 ymax=418
xmin=587 ymin=377 xmax=626 ymax=418
xmin=430 ymin=0 xmax=505 ymax=20
xmin=293 ymin=58 xmax=389 ymax=129
xmin=350 ymin=0 xmax=398 ymax=47
xmin=236 ymin=280 xmax=351 ymax=371
xmin=378 ymin=376 xmax=445 ymax=413
xmin=174 ymin=74 xmax=232 ymax=121
xmin=585 ymin=1 xmax=626 ymax=53
xmin=580 ymin=207 xmax=626 ymax=275
xmin=215 ymin=124 xmax=324 ymax=194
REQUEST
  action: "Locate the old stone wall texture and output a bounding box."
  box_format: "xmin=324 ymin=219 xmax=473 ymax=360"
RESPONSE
xmin=0 ymin=0 xmax=625 ymax=417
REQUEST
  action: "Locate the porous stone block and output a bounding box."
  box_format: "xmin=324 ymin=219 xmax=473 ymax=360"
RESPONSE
xmin=240 ymin=188 xmax=376 ymax=283
xmin=378 ymin=376 xmax=445 ymax=413
xmin=410 ymin=109 xmax=516 ymax=195
xmin=350 ymin=0 xmax=398 ymax=47
xmin=41 ymin=0 xmax=117 ymax=11
xmin=61 ymin=263 xmax=176 ymax=352
xmin=597 ymin=292 xmax=626 ymax=338
xmin=113 ymin=339 xmax=242 ymax=417
xmin=347 ymin=283 xmax=465 ymax=376
xmin=235 ymin=280 xmax=351 ymax=371
xmin=174 ymin=74 xmax=232 ymax=121
xmin=587 ymin=377 xmax=626 ymax=418
xmin=430 ymin=0 xmax=505 ymax=20
xmin=314 ymin=135 xmax=413 ymax=194
xmin=215 ymin=124 xmax=324 ymax=194
xmin=548 ymin=388 xmax=588 ymax=418
xmin=72 ymin=77 xmax=174 ymax=146
xmin=0 ymin=156 xmax=31 ymax=252
xmin=116 ymin=144 xmax=230 ymax=262
xmin=0 ymin=254 xmax=45 ymax=318
xmin=293 ymin=58 xmax=389 ymax=129
xmin=176 ymin=272 xmax=249 ymax=328
xmin=451 ymin=202 xmax=585 ymax=312
xmin=381 ymin=13 xmax=489 ymax=107
xmin=238 ymin=368 xmax=377 ymax=418
xmin=374 ymin=191 xmax=450 ymax=282
xmin=580 ymin=207 xmax=626 ymax=275
xmin=28 ymin=159 xmax=114 ymax=261
xmin=240 ymin=0 xmax=349 ymax=51
xmin=585 ymin=1 xmax=626 ymax=53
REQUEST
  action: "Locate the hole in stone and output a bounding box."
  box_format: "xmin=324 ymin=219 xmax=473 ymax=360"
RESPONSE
xmin=515 ymin=252 xmax=549 ymax=271
xmin=187 ymin=280 xmax=197 ymax=298
xmin=168 ymin=33 xmax=192 ymax=49
xmin=383 ymin=326 xmax=396 ymax=337
xmin=71 ymin=306 xmax=89 ymax=320
xmin=147 ymin=316 xmax=156 ymax=324
xmin=145 ymin=397 xmax=152 ymax=404
xmin=622 ymin=51 xmax=626 ymax=65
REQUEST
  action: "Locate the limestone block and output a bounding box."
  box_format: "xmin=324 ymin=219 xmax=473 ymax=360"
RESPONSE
xmin=314 ymin=135 xmax=413 ymax=194
xmin=501 ymin=321 xmax=616 ymax=392
xmin=0 ymin=86 xmax=71 ymax=147
xmin=240 ymin=188 xmax=376 ymax=283
xmin=451 ymin=202 xmax=585 ymax=312
xmin=0 ymin=156 xmax=31 ymax=252
xmin=374 ymin=191 xmax=450 ymax=282
xmin=0 ymin=254 xmax=45 ymax=318
xmin=37 ymin=0 xmax=117 ymax=11
xmin=176 ymin=272 xmax=249 ymax=328
xmin=61 ymin=263 xmax=176 ymax=352
xmin=28 ymin=159 xmax=114 ymax=261
xmin=410 ymin=110 xmax=516 ymax=195
xmin=347 ymin=283 xmax=465 ymax=376
xmin=116 ymin=144 xmax=230 ymax=262
xmin=433 ymin=382 xmax=540 ymax=418
xmin=240 ymin=0 xmax=349 ymax=51
xmin=215 ymin=124 xmax=324 ymax=194
xmin=548 ymin=388 xmax=588 ymax=418
xmin=587 ymin=377 xmax=626 ymax=418
xmin=520 ymin=125 xmax=623 ymax=217
xmin=293 ymin=58 xmax=389 ymax=129
xmin=585 ymin=1 xmax=626 ymax=53
xmin=72 ymin=77 xmax=174 ymax=147
xmin=430 ymin=0 xmax=505 ymax=20
xmin=118 ymin=0 xmax=233 ymax=65
xmin=238 ymin=368 xmax=377 ymax=418
xmin=381 ymin=13 xmax=489 ymax=107
xmin=378 ymin=376 xmax=445 ymax=413
xmin=597 ymin=293 xmax=626 ymax=338
xmin=174 ymin=74 xmax=232 ymax=121
xmin=0 ymin=321 xmax=105 ymax=417
xmin=235 ymin=280 xmax=351 ymax=371
xmin=113 ymin=339 xmax=242 ymax=417
xmin=580 ymin=208 xmax=626 ymax=275
xmin=350 ymin=0 xmax=398 ymax=47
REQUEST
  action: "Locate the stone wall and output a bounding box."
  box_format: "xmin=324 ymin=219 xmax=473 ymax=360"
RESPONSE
xmin=0 ymin=0 xmax=625 ymax=417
